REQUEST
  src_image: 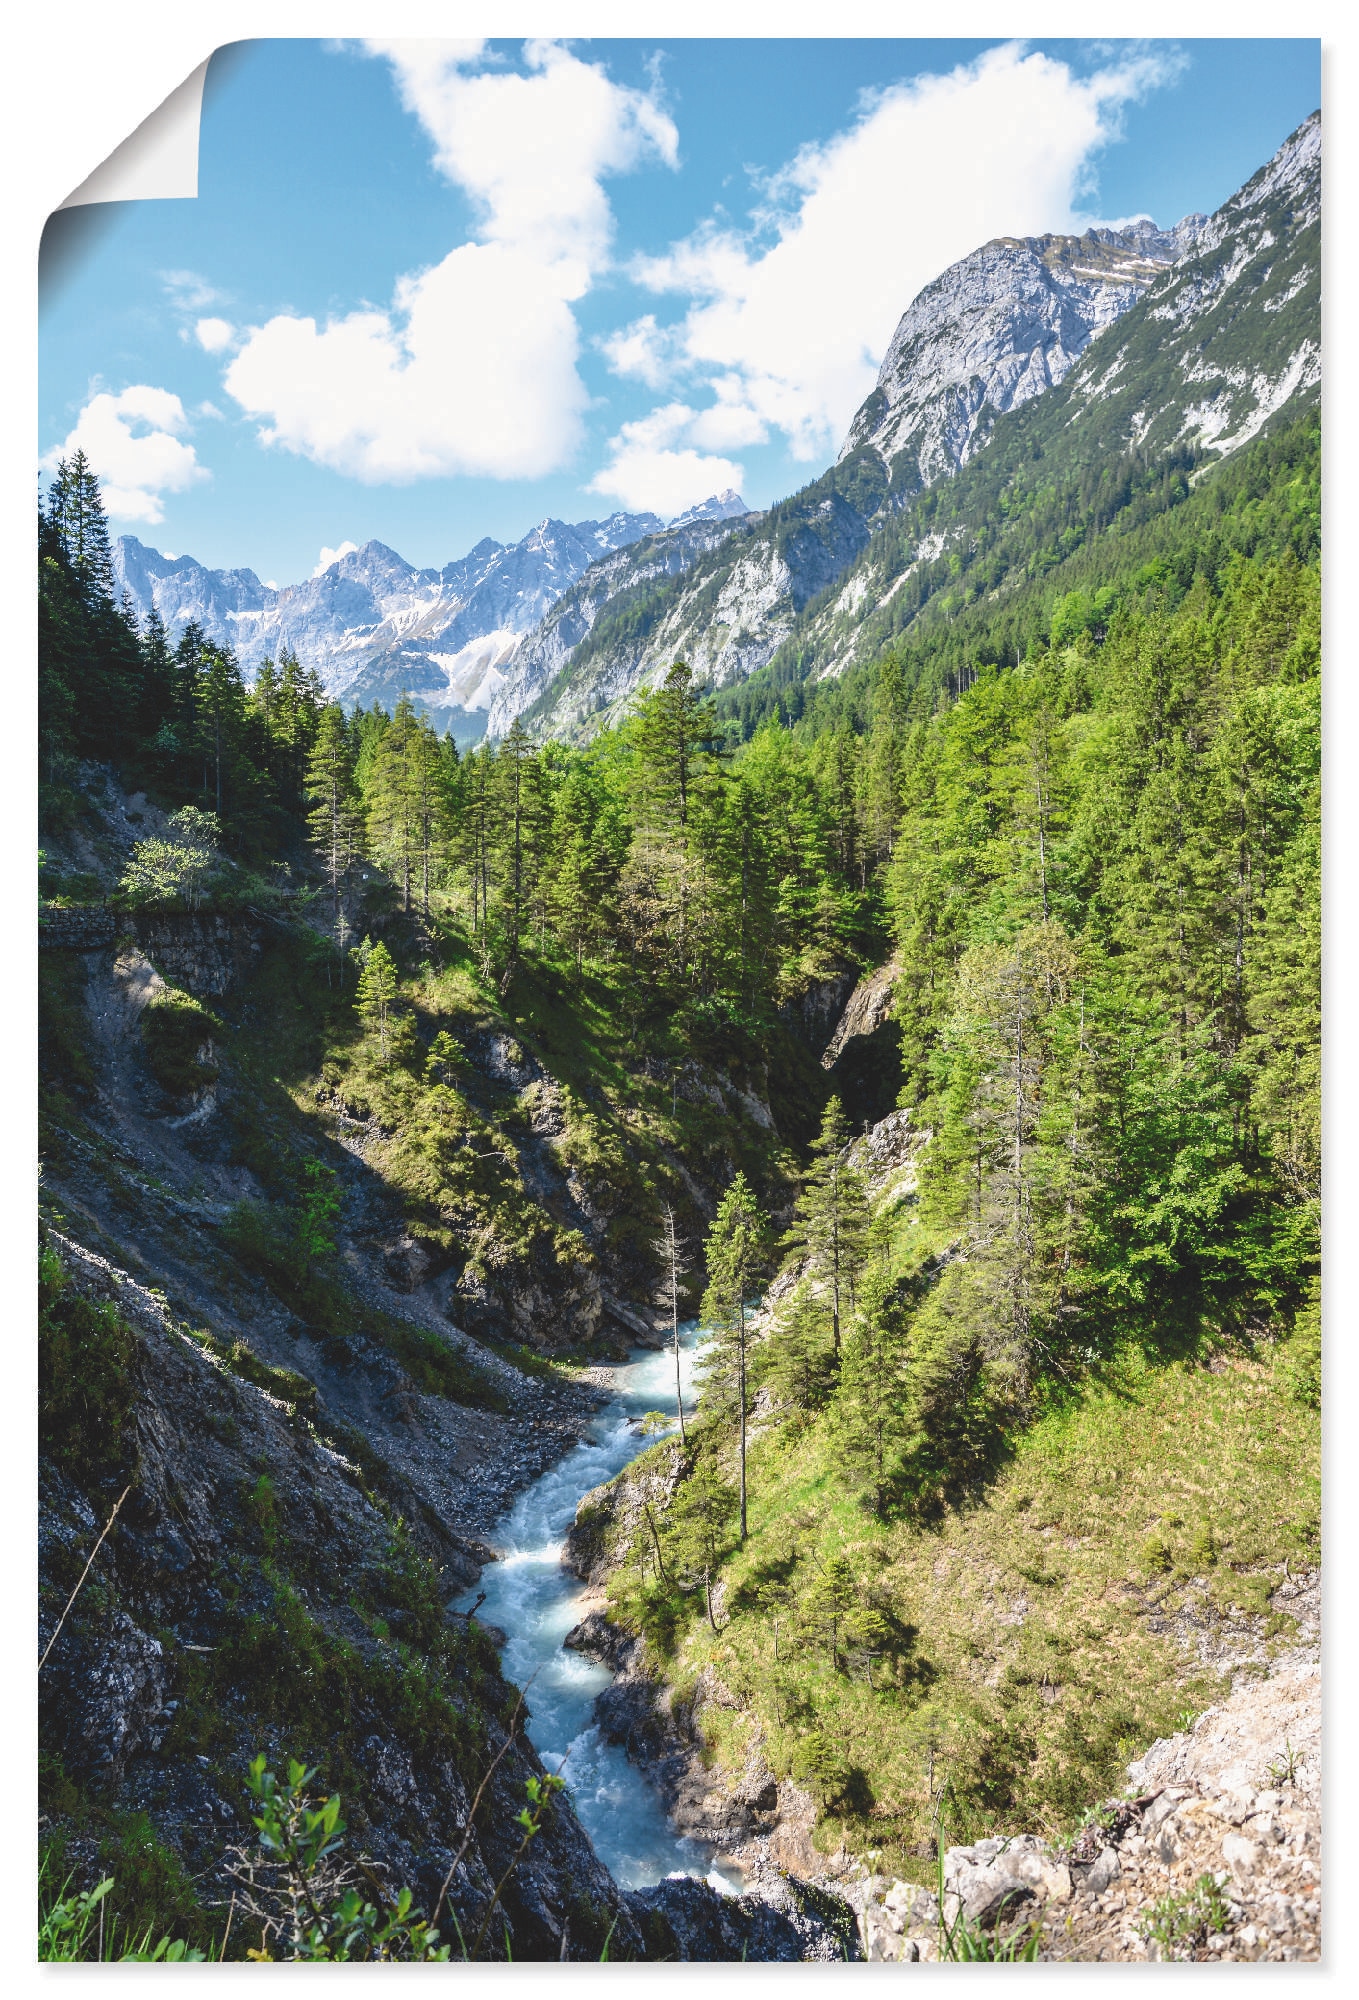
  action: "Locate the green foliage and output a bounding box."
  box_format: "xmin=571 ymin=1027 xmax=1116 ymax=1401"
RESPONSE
xmin=37 ymin=1861 xmax=205 ymax=1962
xmin=352 ymin=938 xmax=400 ymax=1059
xmin=233 ymin=1755 xmax=453 ymax=1961
xmin=1281 ymin=1280 xmax=1321 ymax=1409
xmin=1139 ymin=1872 xmax=1233 ymax=1960
xmin=140 ymin=987 xmax=221 ymax=1096
xmin=38 ymin=1244 xmax=137 ymax=1486
xmin=119 ymin=807 xmax=222 ymax=911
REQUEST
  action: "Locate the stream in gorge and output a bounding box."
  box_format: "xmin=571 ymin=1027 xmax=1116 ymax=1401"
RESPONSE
xmin=452 ymin=1320 xmax=742 ymax=1894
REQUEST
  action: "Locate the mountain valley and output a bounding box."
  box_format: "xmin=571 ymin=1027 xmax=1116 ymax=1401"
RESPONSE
xmin=38 ymin=107 xmax=1321 ymax=1965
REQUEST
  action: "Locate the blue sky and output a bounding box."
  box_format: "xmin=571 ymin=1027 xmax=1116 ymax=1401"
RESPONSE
xmin=39 ymin=37 xmax=1320 ymax=586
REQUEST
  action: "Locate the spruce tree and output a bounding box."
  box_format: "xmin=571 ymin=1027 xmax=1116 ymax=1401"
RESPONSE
xmin=354 ymin=940 xmax=399 ymax=1060
xmin=700 ymin=1172 xmax=770 ymax=1542
xmin=46 ymin=450 xmax=115 ymax=603
xmin=780 ymin=1095 xmax=870 ymax=1356
xmin=306 ymin=704 xmax=363 ymax=949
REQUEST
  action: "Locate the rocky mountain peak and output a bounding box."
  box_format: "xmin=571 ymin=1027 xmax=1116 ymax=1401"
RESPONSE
xmin=837 ymin=216 xmax=1202 ymax=491
xmin=668 ymin=490 xmax=750 ymax=529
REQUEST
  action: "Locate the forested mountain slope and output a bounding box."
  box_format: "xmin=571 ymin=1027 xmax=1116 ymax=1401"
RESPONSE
xmin=507 ymin=112 xmax=1317 ymax=744
xmin=36 ymin=111 xmax=1320 ymax=1965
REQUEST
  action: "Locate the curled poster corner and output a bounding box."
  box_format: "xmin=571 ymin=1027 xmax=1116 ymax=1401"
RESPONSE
xmin=59 ymin=55 xmax=210 ymax=208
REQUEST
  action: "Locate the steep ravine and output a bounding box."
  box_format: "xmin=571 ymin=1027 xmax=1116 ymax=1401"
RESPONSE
xmin=37 ymin=778 xmax=860 ymax=1960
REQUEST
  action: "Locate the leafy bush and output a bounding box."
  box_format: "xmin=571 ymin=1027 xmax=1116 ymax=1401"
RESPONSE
xmin=38 ymin=1245 xmax=136 ymax=1486
xmin=140 ymin=989 xmax=221 ymax=1096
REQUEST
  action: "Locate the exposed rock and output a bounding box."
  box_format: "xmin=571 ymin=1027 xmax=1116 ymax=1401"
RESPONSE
xmin=38 ymin=1233 xmax=646 ymax=1962
xmin=133 ymin=912 xmax=262 ymax=997
xmin=840 ymin=1649 xmax=1321 ymax=1964
xmin=821 ymin=956 xmax=900 ymax=1069
xmin=622 ymin=1872 xmax=860 ymax=1962
xmin=839 ymin=218 xmax=1205 ymax=491
xmin=779 ymin=966 xmax=859 ymax=1049
xmin=845 ymin=1106 xmax=927 ymax=1199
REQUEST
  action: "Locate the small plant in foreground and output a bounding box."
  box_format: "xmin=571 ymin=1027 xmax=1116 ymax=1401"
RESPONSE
xmin=38 ymin=1860 xmax=204 ymax=1962
xmin=226 ymin=1749 xmax=568 ymax=1961
xmin=1139 ymin=1872 xmax=1233 ymax=1960
xmin=933 ymin=1817 xmax=1043 ymax=1962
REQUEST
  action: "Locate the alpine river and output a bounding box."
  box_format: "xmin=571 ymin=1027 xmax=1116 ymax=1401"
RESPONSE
xmin=452 ymin=1319 xmax=741 ymax=1894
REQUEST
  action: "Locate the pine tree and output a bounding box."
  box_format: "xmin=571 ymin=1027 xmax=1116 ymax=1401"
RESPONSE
xmin=780 ymin=1095 xmax=870 ymax=1356
xmin=46 ymin=450 xmax=115 ymax=603
xmin=700 ymin=1172 xmax=770 ymax=1542
xmin=664 ymin=1457 xmax=738 ymax=1632
xmin=306 ymin=704 xmax=364 ymax=950
xmin=354 ymin=940 xmax=399 ymax=1060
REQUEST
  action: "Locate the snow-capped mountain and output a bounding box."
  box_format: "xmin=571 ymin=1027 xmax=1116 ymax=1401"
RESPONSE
xmin=111 ymin=511 xmax=668 ymax=737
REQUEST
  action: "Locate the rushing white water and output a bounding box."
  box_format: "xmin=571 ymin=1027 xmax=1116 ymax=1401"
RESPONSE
xmin=452 ymin=1320 xmax=741 ymax=1894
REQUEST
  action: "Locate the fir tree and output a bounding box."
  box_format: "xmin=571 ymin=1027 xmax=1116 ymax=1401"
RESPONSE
xmin=700 ymin=1173 xmax=770 ymax=1542
xmin=780 ymin=1095 xmax=870 ymax=1356
xmin=353 ymin=940 xmax=399 ymax=1060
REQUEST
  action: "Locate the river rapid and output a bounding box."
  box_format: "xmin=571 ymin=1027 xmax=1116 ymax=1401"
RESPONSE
xmin=453 ymin=1320 xmax=740 ymax=1894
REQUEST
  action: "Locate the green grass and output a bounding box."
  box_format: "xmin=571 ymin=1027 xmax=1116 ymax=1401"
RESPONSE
xmin=606 ymin=1344 xmax=1318 ymax=1874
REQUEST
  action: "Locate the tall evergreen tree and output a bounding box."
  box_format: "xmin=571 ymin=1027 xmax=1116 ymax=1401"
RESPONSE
xmin=780 ymin=1095 xmax=870 ymax=1356
xmin=306 ymin=704 xmax=364 ymax=950
xmin=46 ymin=450 xmax=115 ymax=603
xmin=700 ymin=1173 xmax=770 ymax=1542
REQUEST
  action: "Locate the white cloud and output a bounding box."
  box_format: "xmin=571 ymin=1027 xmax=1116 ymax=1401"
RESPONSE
xmin=635 ymin=42 xmax=1180 ymax=460
xmin=367 ymin=38 xmax=677 ymax=296
xmin=223 ymin=41 xmax=677 ymax=484
xmin=48 ymin=386 xmax=207 ymax=524
xmin=599 ymin=313 xmax=680 ymax=390
xmin=195 ymin=317 xmax=235 ymax=353
xmin=313 ymin=541 xmax=359 ymax=576
xmin=588 ymin=403 xmax=744 ymax=517
xmin=161 ymin=269 xmax=223 ymax=312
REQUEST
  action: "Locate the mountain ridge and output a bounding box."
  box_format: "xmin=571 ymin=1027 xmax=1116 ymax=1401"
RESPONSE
xmin=508 ymin=110 xmax=1318 ymax=742
xmin=110 ymin=492 xmax=750 ymax=740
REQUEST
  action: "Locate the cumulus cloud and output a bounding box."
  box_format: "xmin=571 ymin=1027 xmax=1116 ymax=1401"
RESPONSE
xmin=223 ymin=41 xmax=677 ymax=484
xmin=314 ymin=541 xmax=359 ymax=576
xmin=588 ymin=403 xmax=744 ymax=517
xmin=195 ymin=317 xmax=235 ymax=354
xmin=48 ymin=386 xmax=207 ymax=524
xmin=634 ymin=41 xmax=1179 ymax=460
xmin=599 ymin=314 xmax=680 ymax=390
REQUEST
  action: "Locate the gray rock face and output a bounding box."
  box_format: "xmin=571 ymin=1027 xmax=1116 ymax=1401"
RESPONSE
xmin=112 ymin=511 xmax=665 ymax=735
xmin=484 ymin=509 xmax=753 ymax=738
xmin=622 ymin=1872 xmax=860 ymax=1962
xmin=838 ymin=218 xmax=1205 ymax=491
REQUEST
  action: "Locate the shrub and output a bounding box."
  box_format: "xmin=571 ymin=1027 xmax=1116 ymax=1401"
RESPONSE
xmin=141 ymin=989 xmax=221 ymax=1097
xmin=39 ymin=1245 xmax=137 ymax=1486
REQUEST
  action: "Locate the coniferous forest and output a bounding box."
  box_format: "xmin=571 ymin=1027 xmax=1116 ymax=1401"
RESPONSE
xmin=39 ymin=428 xmax=1319 ymax=1951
